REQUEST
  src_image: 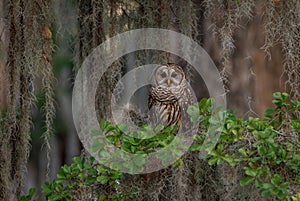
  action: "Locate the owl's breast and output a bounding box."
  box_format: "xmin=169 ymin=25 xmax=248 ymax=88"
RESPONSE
xmin=150 ymin=86 xmax=179 ymax=103
xmin=148 ymin=86 xmax=181 ymax=128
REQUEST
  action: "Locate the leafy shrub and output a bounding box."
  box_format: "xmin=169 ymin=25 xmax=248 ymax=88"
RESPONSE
xmin=189 ymin=92 xmax=300 ymax=200
xmin=20 ymin=156 xmax=137 ymax=201
xmin=20 ymin=92 xmax=299 ymax=200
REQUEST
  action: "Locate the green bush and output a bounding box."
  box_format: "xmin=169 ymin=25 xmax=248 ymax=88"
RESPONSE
xmin=20 ymin=156 xmax=137 ymax=201
xmin=20 ymin=92 xmax=299 ymax=200
xmin=189 ymin=92 xmax=300 ymax=200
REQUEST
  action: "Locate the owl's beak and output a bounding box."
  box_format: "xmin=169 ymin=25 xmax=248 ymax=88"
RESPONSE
xmin=167 ymin=78 xmax=171 ymax=87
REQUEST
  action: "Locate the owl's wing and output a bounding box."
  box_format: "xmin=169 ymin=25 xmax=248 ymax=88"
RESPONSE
xmin=148 ymin=89 xmax=160 ymax=128
xmin=180 ymin=85 xmax=195 ymax=131
xmin=148 ymin=89 xmax=156 ymax=123
xmin=148 ymin=90 xmax=154 ymax=111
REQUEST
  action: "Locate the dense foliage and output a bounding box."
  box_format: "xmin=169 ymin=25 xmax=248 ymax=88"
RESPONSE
xmin=190 ymin=92 xmax=300 ymax=200
xmin=21 ymin=92 xmax=299 ymax=200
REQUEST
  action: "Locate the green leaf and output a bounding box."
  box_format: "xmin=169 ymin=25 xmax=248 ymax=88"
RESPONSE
xmin=28 ymin=188 xmax=36 ymax=198
xmin=245 ymin=168 xmax=257 ymax=177
xmin=217 ymin=144 xmax=223 ymax=153
xmin=90 ymin=129 xmax=100 ymax=136
xmin=189 ymin=144 xmax=201 ymax=151
xmin=258 ymin=145 xmax=267 ymax=155
xmin=98 ymin=194 xmax=106 ymax=201
xmin=198 ymin=98 xmax=207 ymax=109
xmin=271 ymin=174 xmax=282 ymax=185
xmin=41 ymin=182 xmax=51 ymax=194
xmin=260 ymin=189 xmax=271 ymax=197
xmin=240 ymin=177 xmax=254 ymax=186
xmin=272 ymin=99 xmax=282 ymax=107
xmin=91 ymin=140 xmax=105 ymax=153
xmin=264 ymin=109 xmax=274 ymax=118
xmin=145 ymin=141 xmax=159 ymax=150
xmin=133 ymin=155 xmax=146 ymax=167
xmin=106 ymin=125 xmax=118 ymax=134
xmin=281 ymin=92 xmax=289 ymax=101
xmin=291 ymin=100 xmax=300 ymax=109
xmin=208 ymin=158 xmax=218 ymax=165
xmin=100 ymin=119 xmax=110 ymax=131
xmin=207 ymin=98 xmax=214 ymax=108
xmin=48 ymin=194 xmax=61 ymax=201
xmin=273 ymin=92 xmax=282 ymax=99
xmin=72 ymin=156 xmax=81 ymax=164
xmin=97 ymin=176 xmax=109 ymax=185
xmin=248 ymin=162 xmax=255 ymax=169
xmin=223 ymin=155 xmax=236 ymax=166
xmin=86 ymin=177 xmax=97 ymax=185
xmin=262 ymin=183 xmax=274 ymax=189
xmin=187 ymin=104 xmax=200 ymax=120
xmin=117 ymin=124 xmax=129 ymax=133
xmin=255 ymin=179 xmax=263 ymax=188
xmin=129 ymin=192 xmax=137 ymax=198
xmin=277 ymin=191 xmax=287 ymax=200
xmin=232 ymin=129 xmax=238 ymax=135
xmin=238 ymin=148 xmax=247 ymax=157
xmin=194 ymin=135 xmax=203 ymax=144
xmin=19 ymin=188 xmax=36 ymax=201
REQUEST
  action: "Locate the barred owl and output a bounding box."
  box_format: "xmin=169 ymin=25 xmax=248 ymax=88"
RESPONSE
xmin=148 ymin=63 xmax=193 ymax=130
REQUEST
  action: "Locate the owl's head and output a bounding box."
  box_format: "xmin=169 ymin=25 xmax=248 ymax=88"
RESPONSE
xmin=153 ymin=63 xmax=185 ymax=88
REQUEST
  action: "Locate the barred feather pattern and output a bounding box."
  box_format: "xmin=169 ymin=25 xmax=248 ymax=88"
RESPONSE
xmin=148 ymin=67 xmax=193 ymax=130
xmin=149 ymin=86 xmax=181 ymax=128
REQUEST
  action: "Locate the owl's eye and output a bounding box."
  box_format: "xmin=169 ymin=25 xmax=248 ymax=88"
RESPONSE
xmin=161 ymin=72 xmax=167 ymax=78
xmin=171 ymin=72 xmax=177 ymax=78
